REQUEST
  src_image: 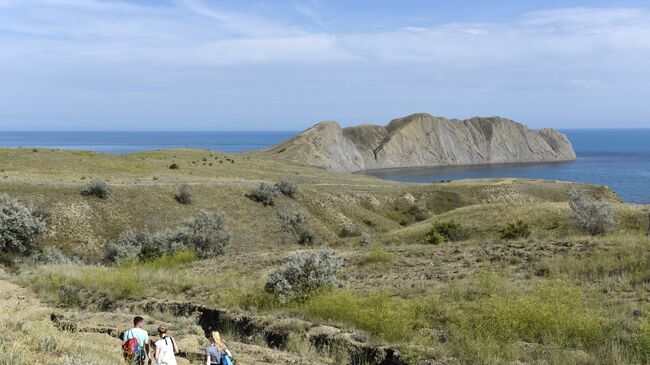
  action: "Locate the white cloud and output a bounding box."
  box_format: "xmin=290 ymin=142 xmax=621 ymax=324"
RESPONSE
xmin=1 ymin=2 xmax=650 ymax=68
xmin=1 ymin=2 xmax=650 ymax=129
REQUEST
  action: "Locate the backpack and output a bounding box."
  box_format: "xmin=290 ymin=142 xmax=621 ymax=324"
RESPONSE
xmin=122 ymin=330 xmax=142 ymax=360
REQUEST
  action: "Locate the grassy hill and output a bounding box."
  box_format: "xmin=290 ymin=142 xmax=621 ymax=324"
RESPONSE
xmin=1 ymin=147 xmax=648 ymax=364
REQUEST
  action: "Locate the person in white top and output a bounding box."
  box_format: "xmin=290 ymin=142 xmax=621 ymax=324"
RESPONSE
xmin=154 ymin=326 xmax=179 ymax=365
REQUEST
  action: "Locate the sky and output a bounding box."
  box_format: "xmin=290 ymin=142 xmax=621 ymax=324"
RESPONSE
xmin=1 ymin=0 xmax=650 ymax=131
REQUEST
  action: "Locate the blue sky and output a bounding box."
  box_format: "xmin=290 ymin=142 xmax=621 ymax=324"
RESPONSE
xmin=1 ymin=1 xmax=649 ymax=130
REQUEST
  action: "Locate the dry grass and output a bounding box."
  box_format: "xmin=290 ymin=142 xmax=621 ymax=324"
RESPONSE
xmin=2 ymin=148 xmax=649 ymax=364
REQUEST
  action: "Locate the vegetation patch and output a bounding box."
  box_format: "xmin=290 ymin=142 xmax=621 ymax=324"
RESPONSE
xmin=80 ymin=178 xmax=110 ymax=199
xmin=499 ymin=219 xmax=531 ymax=240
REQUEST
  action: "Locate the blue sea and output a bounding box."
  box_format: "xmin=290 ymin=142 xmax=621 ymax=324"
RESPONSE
xmin=0 ymin=129 xmax=648 ymax=204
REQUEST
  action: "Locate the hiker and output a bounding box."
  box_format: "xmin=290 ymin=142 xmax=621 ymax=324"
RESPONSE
xmin=122 ymin=316 xmax=151 ymax=365
xmin=205 ymin=331 xmax=233 ymax=365
xmin=154 ymin=326 xmax=179 ymax=365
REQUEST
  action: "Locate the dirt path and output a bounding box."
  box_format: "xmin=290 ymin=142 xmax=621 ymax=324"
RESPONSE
xmin=0 ymin=274 xmax=326 ymax=365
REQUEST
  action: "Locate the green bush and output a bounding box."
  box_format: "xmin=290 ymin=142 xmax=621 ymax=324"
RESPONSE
xmin=246 ymin=183 xmax=281 ymax=206
xmin=449 ymin=282 xmax=611 ymax=362
xmin=265 ymin=249 xmax=343 ymax=303
xmin=0 ymin=193 xmax=47 ymax=256
xmin=420 ymin=230 xmax=445 ymax=245
xmin=499 ymin=220 xmax=531 ymax=240
xmin=80 ymin=178 xmax=110 ymax=199
xmin=634 ymin=320 xmax=650 ymax=363
xmin=301 ymin=290 xmax=440 ymax=342
xmin=435 ymin=221 xmax=470 ymax=242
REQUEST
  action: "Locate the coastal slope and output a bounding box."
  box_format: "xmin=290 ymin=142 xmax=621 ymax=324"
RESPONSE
xmin=260 ymin=113 xmax=576 ymax=172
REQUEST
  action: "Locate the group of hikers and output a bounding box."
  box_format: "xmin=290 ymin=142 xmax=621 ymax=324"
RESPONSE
xmin=122 ymin=316 xmax=234 ymax=365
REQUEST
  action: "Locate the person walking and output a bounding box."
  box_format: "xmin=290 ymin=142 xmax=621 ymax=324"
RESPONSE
xmin=122 ymin=316 xmax=151 ymax=365
xmin=154 ymin=326 xmax=179 ymax=365
xmin=205 ymin=331 xmax=233 ymax=365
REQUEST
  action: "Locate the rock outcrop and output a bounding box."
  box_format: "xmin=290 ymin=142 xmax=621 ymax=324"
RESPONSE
xmin=262 ymin=113 xmax=576 ymax=172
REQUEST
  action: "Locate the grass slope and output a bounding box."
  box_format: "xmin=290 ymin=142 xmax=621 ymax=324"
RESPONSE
xmin=1 ymin=148 xmax=649 ymax=364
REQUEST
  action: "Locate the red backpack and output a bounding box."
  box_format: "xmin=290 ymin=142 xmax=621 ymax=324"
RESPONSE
xmin=122 ymin=330 xmax=141 ymax=360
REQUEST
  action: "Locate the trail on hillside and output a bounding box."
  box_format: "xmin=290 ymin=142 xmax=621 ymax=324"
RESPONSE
xmin=0 ymin=276 xmax=328 ymax=365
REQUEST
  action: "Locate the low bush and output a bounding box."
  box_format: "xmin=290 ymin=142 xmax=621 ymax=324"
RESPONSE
xmin=179 ymin=211 xmax=230 ymax=258
xmin=277 ymin=210 xmax=317 ymax=245
xmin=569 ymin=189 xmax=616 ymax=235
xmin=104 ymin=211 xmax=230 ymax=263
xmin=246 ymin=183 xmax=280 ymax=206
xmin=275 ymin=180 xmax=299 ymax=198
xmin=420 ymin=221 xmax=469 ymax=245
xmin=265 ymin=249 xmax=343 ymax=303
xmin=407 ymin=204 xmax=430 ymax=222
xmin=169 ymin=163 xmax=179 ymax=169
xmin=80 ymin=178 xmax=110 ymax=199
xmin=38 ymin=247 xmax=81 ymax=265
xmin=175 ymin=183 xmax=193 ymax=204
xmin=420 ymin=229 xmax=445 ymax=245
xmin=499 ymin=220 xmax=531 ymax=240
xmin=339 ymin=225 xmax=361 ymax=238
xmin=0 ymin=193 xmax=48 ymax=256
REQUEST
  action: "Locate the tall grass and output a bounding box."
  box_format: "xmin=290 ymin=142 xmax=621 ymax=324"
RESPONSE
xmin=20 ymin=251 xmax=200 ymax=305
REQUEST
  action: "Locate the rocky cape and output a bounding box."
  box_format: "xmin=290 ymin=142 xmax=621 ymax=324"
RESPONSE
xmin=260 ymin=113 xmax=576 ymax=173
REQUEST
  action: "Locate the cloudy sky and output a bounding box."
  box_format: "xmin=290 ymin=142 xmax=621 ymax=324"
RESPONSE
xmin=1 ymin=0 xmax=649 ymax=130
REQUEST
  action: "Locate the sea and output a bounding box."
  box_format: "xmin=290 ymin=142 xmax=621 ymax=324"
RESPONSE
xmin=0 ymin=129 xmax=648 ymax=204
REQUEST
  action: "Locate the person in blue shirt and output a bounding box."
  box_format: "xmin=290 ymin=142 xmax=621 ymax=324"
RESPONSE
xmin=123 ymin=316 xmax=151 ymax=365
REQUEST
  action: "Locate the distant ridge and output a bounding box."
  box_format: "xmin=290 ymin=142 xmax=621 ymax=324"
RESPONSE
xmin=258 ymin=113 xmax=576 ymax=172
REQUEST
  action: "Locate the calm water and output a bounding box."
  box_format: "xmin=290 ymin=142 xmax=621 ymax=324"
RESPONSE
xmin=363 ymin=129 xmax=650 ymax=204
xmin=0 ymin=129 xmax=648 ymax=204
xmin=0 ymin=131 xmax=295 ymax=153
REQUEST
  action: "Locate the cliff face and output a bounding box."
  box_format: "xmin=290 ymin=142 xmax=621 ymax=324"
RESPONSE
xmin=263 ymin=113 xmax=576 ymax=172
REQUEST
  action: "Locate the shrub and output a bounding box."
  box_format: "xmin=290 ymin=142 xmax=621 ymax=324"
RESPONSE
xmin=420 ymin=221 xmax=470 ymax=245
xmin=420 ymin=229 xmax=445 ymax=245
xmin=175 ymin=183 xmax=193 ymax=204
xmin=277 ymin=210 xmax=317 ymax=245
xmin=104 ymin=211 xmax=230 ymax=263
xmin=58 ymin=284 xmax=82 ymax=307
xmin=0 ymin=193 xmax=47 ymax=256
xmin=38 ymin=247 xmax=81 ymax=265
xmin=339 ymin=225 xmax=361 ymax=238
xmin=169 ymin=163 xmax=179 ymax=169
xmin=275 ymin=180 xmax=299 ymax=198
xmin=265 ymin=249 xmax=343 ymax=303
xmin=104 ymin=228 xmax=148 ymax=264
xmin=499 ymin=220 xmax=531 ymax=240
xmin=246 ymin=183 xmax=281 ymax=206
xmin=407 ymin=204 xmax=430 ymax=222
xmin=178 ymin=211 xmax=230 ymax=258
xmin=0 ymin=252 xmax=16 ymax=270
xmin=27 ymin=201 xmax=52 ymax=225
xmin=569 ymin=189 xmax=616 ymax=235
xmin=80 ymin=178 xmax=110 ymax=199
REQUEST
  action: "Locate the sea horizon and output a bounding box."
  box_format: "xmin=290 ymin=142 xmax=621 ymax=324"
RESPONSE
xmin=0 ymin=129 xmax=648 ymax=204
